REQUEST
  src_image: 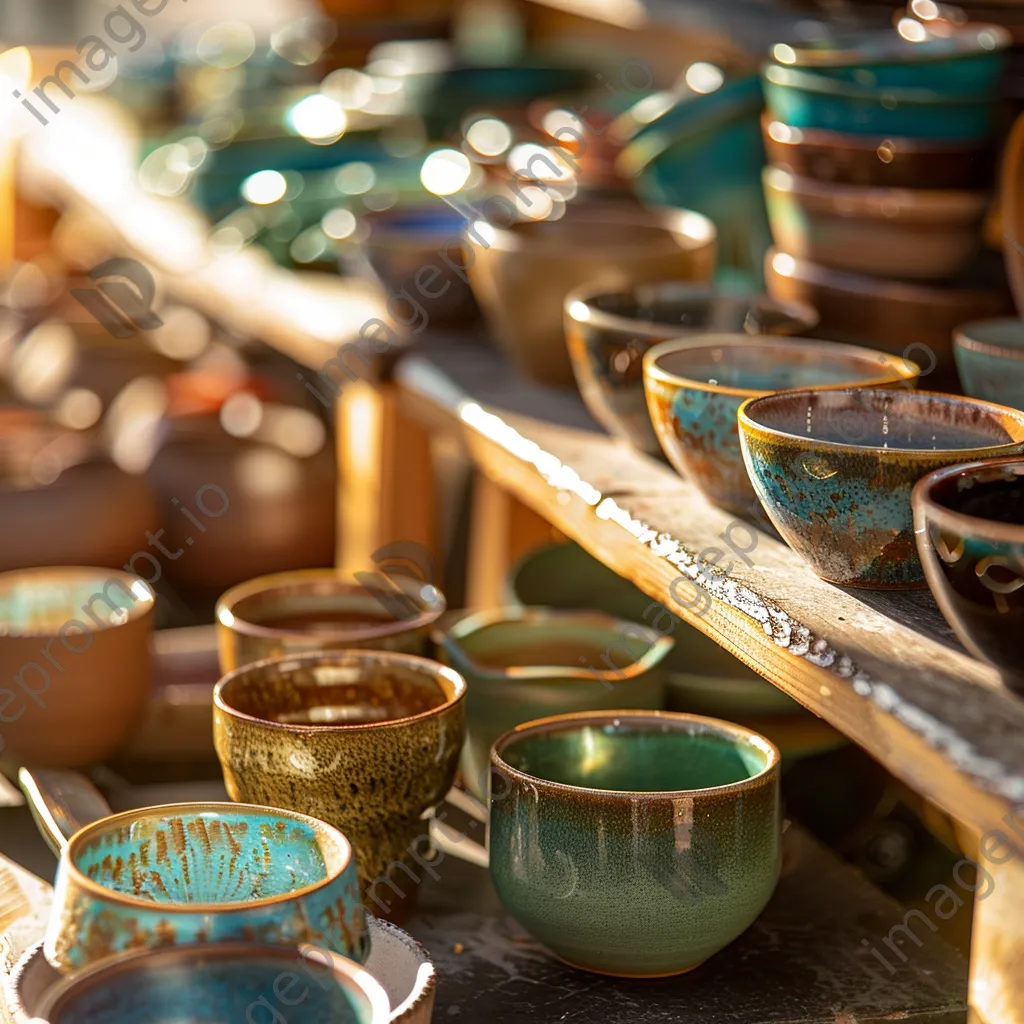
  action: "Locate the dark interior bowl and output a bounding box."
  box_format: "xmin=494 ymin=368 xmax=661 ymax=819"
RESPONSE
xmin=913 ymin=456 xmax=1024 ymax=690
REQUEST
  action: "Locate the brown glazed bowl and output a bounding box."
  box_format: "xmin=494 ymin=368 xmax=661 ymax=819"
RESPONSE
xmin=761 ymin=114 xmax=995 ymax=190
xmin=564 ymin=282 xmax=818 ymax=453
xmin=465 ymin=202 xmax=717 ymax=387
xmin=913 ymin=456 xmax=1024 ymax=691
xmin=214 ymin=649 xmax=466 ymax=923
xmin=0 ymin=568 xmax=155 ymax=768
xmin=215 ymin=569 xmax=446 ymax=672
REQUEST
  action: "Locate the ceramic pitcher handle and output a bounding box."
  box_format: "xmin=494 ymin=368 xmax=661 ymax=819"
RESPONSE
xmin=18 ymin=769 xmax=112 ymax=856
xmin=430 ymin=817 xmax=489 ymax=869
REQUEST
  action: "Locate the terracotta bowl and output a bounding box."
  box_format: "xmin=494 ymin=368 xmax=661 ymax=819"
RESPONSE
xmin=0 ymin=567 xmax=155 ymax=768
xmin=564 ymin=282 xmax=818 ymax=453
xmin=954 ymin=317 xmax=1024 ymax=409
xmin=738 ymin=388 xmax=1024 ymax=588
xmin=761 ymin=114 xmax=995 ymax=189
xmin=913 ymin=456 xmax=1024 ymax=691
xmin=763 ymin=167 xmax=989 ymax=281
xmin=644 ymin=335 xmax=919 ymax=515
xmin=465 ymin=202 xmax=717 ymax=387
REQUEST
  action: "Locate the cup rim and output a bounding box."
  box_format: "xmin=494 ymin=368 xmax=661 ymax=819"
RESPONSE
xmin=738 ymin=387 xmax=1024 ymax=458
xmin=491 ymin=709 xmax=780 ymax=799
xmin=215 ymin=569 xmax=446 ymax=645
xmin=37 ymin=942 xmax=391 ymax=1023
xmin=214 ymin=649 xmax=467 ymax=733
xmin=63 ymin=802 xmax=356 ymax=914
xmin=954 ymin=317 xmax=1024 ymax=362
xmin=644 ymin=334 xmax=919 ymax=398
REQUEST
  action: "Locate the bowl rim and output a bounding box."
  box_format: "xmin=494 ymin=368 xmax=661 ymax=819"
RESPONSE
xmin=738 ymin=387 xmax=1024 ymax=457
xmin=912 ymin=455 xmax=1024 ymax=544
xmin=643 ymin=334 xmax=920 ymax=398
xmin=954 ymin=317 xmax=1024 ymax=361
xmin=490 ymin=709 xmax=780 ymax=800
xmin=61 ymin=802 xmax=357 ymax=914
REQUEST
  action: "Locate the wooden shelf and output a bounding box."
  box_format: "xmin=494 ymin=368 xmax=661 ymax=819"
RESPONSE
xmin=395 ymin=335 xmax=1024 ymax=841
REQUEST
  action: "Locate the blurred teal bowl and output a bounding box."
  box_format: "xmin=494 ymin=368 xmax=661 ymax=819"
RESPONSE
xmin=954 ymin=318 xmax=1024 ymax=410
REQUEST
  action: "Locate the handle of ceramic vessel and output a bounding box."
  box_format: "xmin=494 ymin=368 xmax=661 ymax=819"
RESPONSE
xmin=18 ymin=769 xmax=112 ymax=856
xmin=430 ymin=816 xmax=489 ymax=869
xmin=1002 ymin=112 xmax=1024 ymax=316
xmin=444 ymin=785 xmax=489 ymax=823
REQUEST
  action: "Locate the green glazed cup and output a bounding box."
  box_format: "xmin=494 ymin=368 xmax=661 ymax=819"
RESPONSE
xmin=435 ymin=608 xmax=673 ymax=800
xmin=488 ymin=710 xmax=781 ymax=977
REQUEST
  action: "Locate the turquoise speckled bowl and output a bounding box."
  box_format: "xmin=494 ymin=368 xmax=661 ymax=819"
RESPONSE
xmin=489 ymin=710 xmax=781 ymax=977
xmin=954 ymin=318 xmax=1024 ymax=411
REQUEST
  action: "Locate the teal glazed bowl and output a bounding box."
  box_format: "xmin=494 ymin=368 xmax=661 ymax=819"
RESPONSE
xmin=954 ymin=318 xmax=1024 ymax=410
xmin=489 ymin=710 xmax=782 ymax=977
xmin=435 ymin=608 xmax=673 ymax=800
xmin=643 ymin=335 xmax=919 ymax=516
xmin=738 ymin=388 xmax=1024 ymax=588
xmin=45 ymin=802 xmax=368 ymax=972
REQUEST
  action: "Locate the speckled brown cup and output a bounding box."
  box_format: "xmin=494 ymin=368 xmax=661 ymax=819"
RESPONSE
xmin=214 ymin=650 xmax=466 ymax=923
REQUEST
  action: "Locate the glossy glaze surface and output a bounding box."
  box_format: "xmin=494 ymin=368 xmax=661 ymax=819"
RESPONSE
xmin=954 ymin=318 xmax=1024 ymax=410
xmin=46 ymin=803 xmax=366 ymax=972
xmin=913 ymin=457 xmax=1024 ymax=688
xmin=214 ymin=650 xmax=465 ymax=922
xmin=739 ymin=388 xmax=1024 ymax=587
xmin=644 ymin=336 xmax=919 ymax=515
xmin=489 ymin=711 xmax=781 ymax=977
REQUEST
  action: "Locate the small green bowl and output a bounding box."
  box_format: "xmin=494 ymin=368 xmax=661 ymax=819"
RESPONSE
xmin=954 ymin=318 xmax=1024 ymax=411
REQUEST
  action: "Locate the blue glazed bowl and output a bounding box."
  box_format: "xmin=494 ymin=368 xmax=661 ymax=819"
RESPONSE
xmin=45 ymin=803 xmax=368 ymax=973
xmin=37 ymin=943 xmax=390 ymax=1024
xmin=954 ymin=318 xmax=1024 ymax=410
xmin=762 ymin=64 xmax=998 ymax=141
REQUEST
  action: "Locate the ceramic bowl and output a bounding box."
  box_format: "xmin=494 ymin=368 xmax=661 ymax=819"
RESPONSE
xmin=0 ymin=568 xmax=155 ymax=769
xmin=489 ymin=710 xmax=781 ymax=977
xmin=564 ymin=282 xmax=818 ymax=454
xmin=738 ymin=388 xmax=1024 ymax=587
xmin=761 ymin=115 xmax=995 ymax=190
xmin=34 ymin=944 xmax=389 ymax=1024
xmin=763 ymin=167 xmax=989 ymax=281
xmin=435 ymin=608 xmax=673 ymax=800
xmin=913 ymin=456 xmax=1024 ymax=691
xmin=644 ymin=335 xmax=920 ymax=515
xmin=762 ymin=64 xmax=999 ymax=141
xmin=954 ymin=318 xmax=1024 ymax=409
xmin=215 ymin=569 xmax=446 ymax=672
xmin=214 ymin=649 xmax=466 ymax=923
xmin=464 ymin=202 xmax=717 ymax=387
xmin=764 ymin=247 xmax=1014 ymax=385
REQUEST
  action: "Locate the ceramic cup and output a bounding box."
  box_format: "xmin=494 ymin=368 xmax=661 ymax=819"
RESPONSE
xmin=435 ymin=608 xmax=673 ymax=800
xmin=34 ymin=943 xmax=390 ymax=1024
xmin=0 ymin=567 xmax=155 ymax=769
xmin=214 ymin=650 xmax=466 ymax=922
xmin=216 ymin=569 xmax=446 ymax=673
xmin=17 ymin=769 xmax=367 ymax=973
xmin=913 ymin=456 xmax=1024 ymax=691
xmin=954 ymin=318 xmax=1024 ymax=410
xmin=438 ymin=710 xmax=781 ymax=977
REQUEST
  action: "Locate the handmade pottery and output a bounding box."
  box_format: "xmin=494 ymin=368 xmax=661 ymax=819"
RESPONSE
xmin=761 ymin=115 xmax=995 ymax=190
xmin=464 ymin=202 xmax=716 ymax=387
xmin=0 ymin=568 xmax=155 ymax=769
xmin=763 ymin=167 xmax=989 ymax=281
xmin=738 ymin=388 xmax=1024 ymax=587
xmin=564 ymin=282 xmax=818 ymax=454
xmin=1000 ymin=112 xmax=1024 ymax=317
xmin=913 ymin=457 xmax=1024 ymax=691
xmin=487 ymin=710 xmax=781 ymax=977
xmin=214 ymin=650 xmax=466 ymax=922
xmin=643 ymin=335 xmax=919 ymax=515
xmin=954 ymin=318 xmax=1024 ymax=409
xmin=17 ymin=768 xmax=367 ymax=973
xmin=34 ymin=944 xmax=390 ymax=1024
xmin=216 ymin=569 xmax=446 ymax=672
xmin=435 ymin=608 xmax=672 ymax=800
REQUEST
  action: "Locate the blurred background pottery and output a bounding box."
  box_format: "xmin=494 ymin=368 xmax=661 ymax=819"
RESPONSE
xmin=435 ymin=607 xmax=672 ymax=799
xmin=643 ymin=335 xmax=919 ymax=515
xmin=913 ymin=457 xmax=1024 ymax=692
xmin=464 ymin=202 xmax=717 ymax=387
xmin=954 ymin=318 xmax=1024 ymax=408
xmin=738 ymin=388 xmax=1024 ymax=588
xmin=216 ymin=569 xmax=446 ymax=672
xmin=1001 ymin=112 xmax=1024 ymax=317
xmin=564 ymin=282 xmax=818 ymax=454
xmin=762 ymin=167 xmax=989 ymax=280
xmin=0 ymin=568 xmax=154 ymax=769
